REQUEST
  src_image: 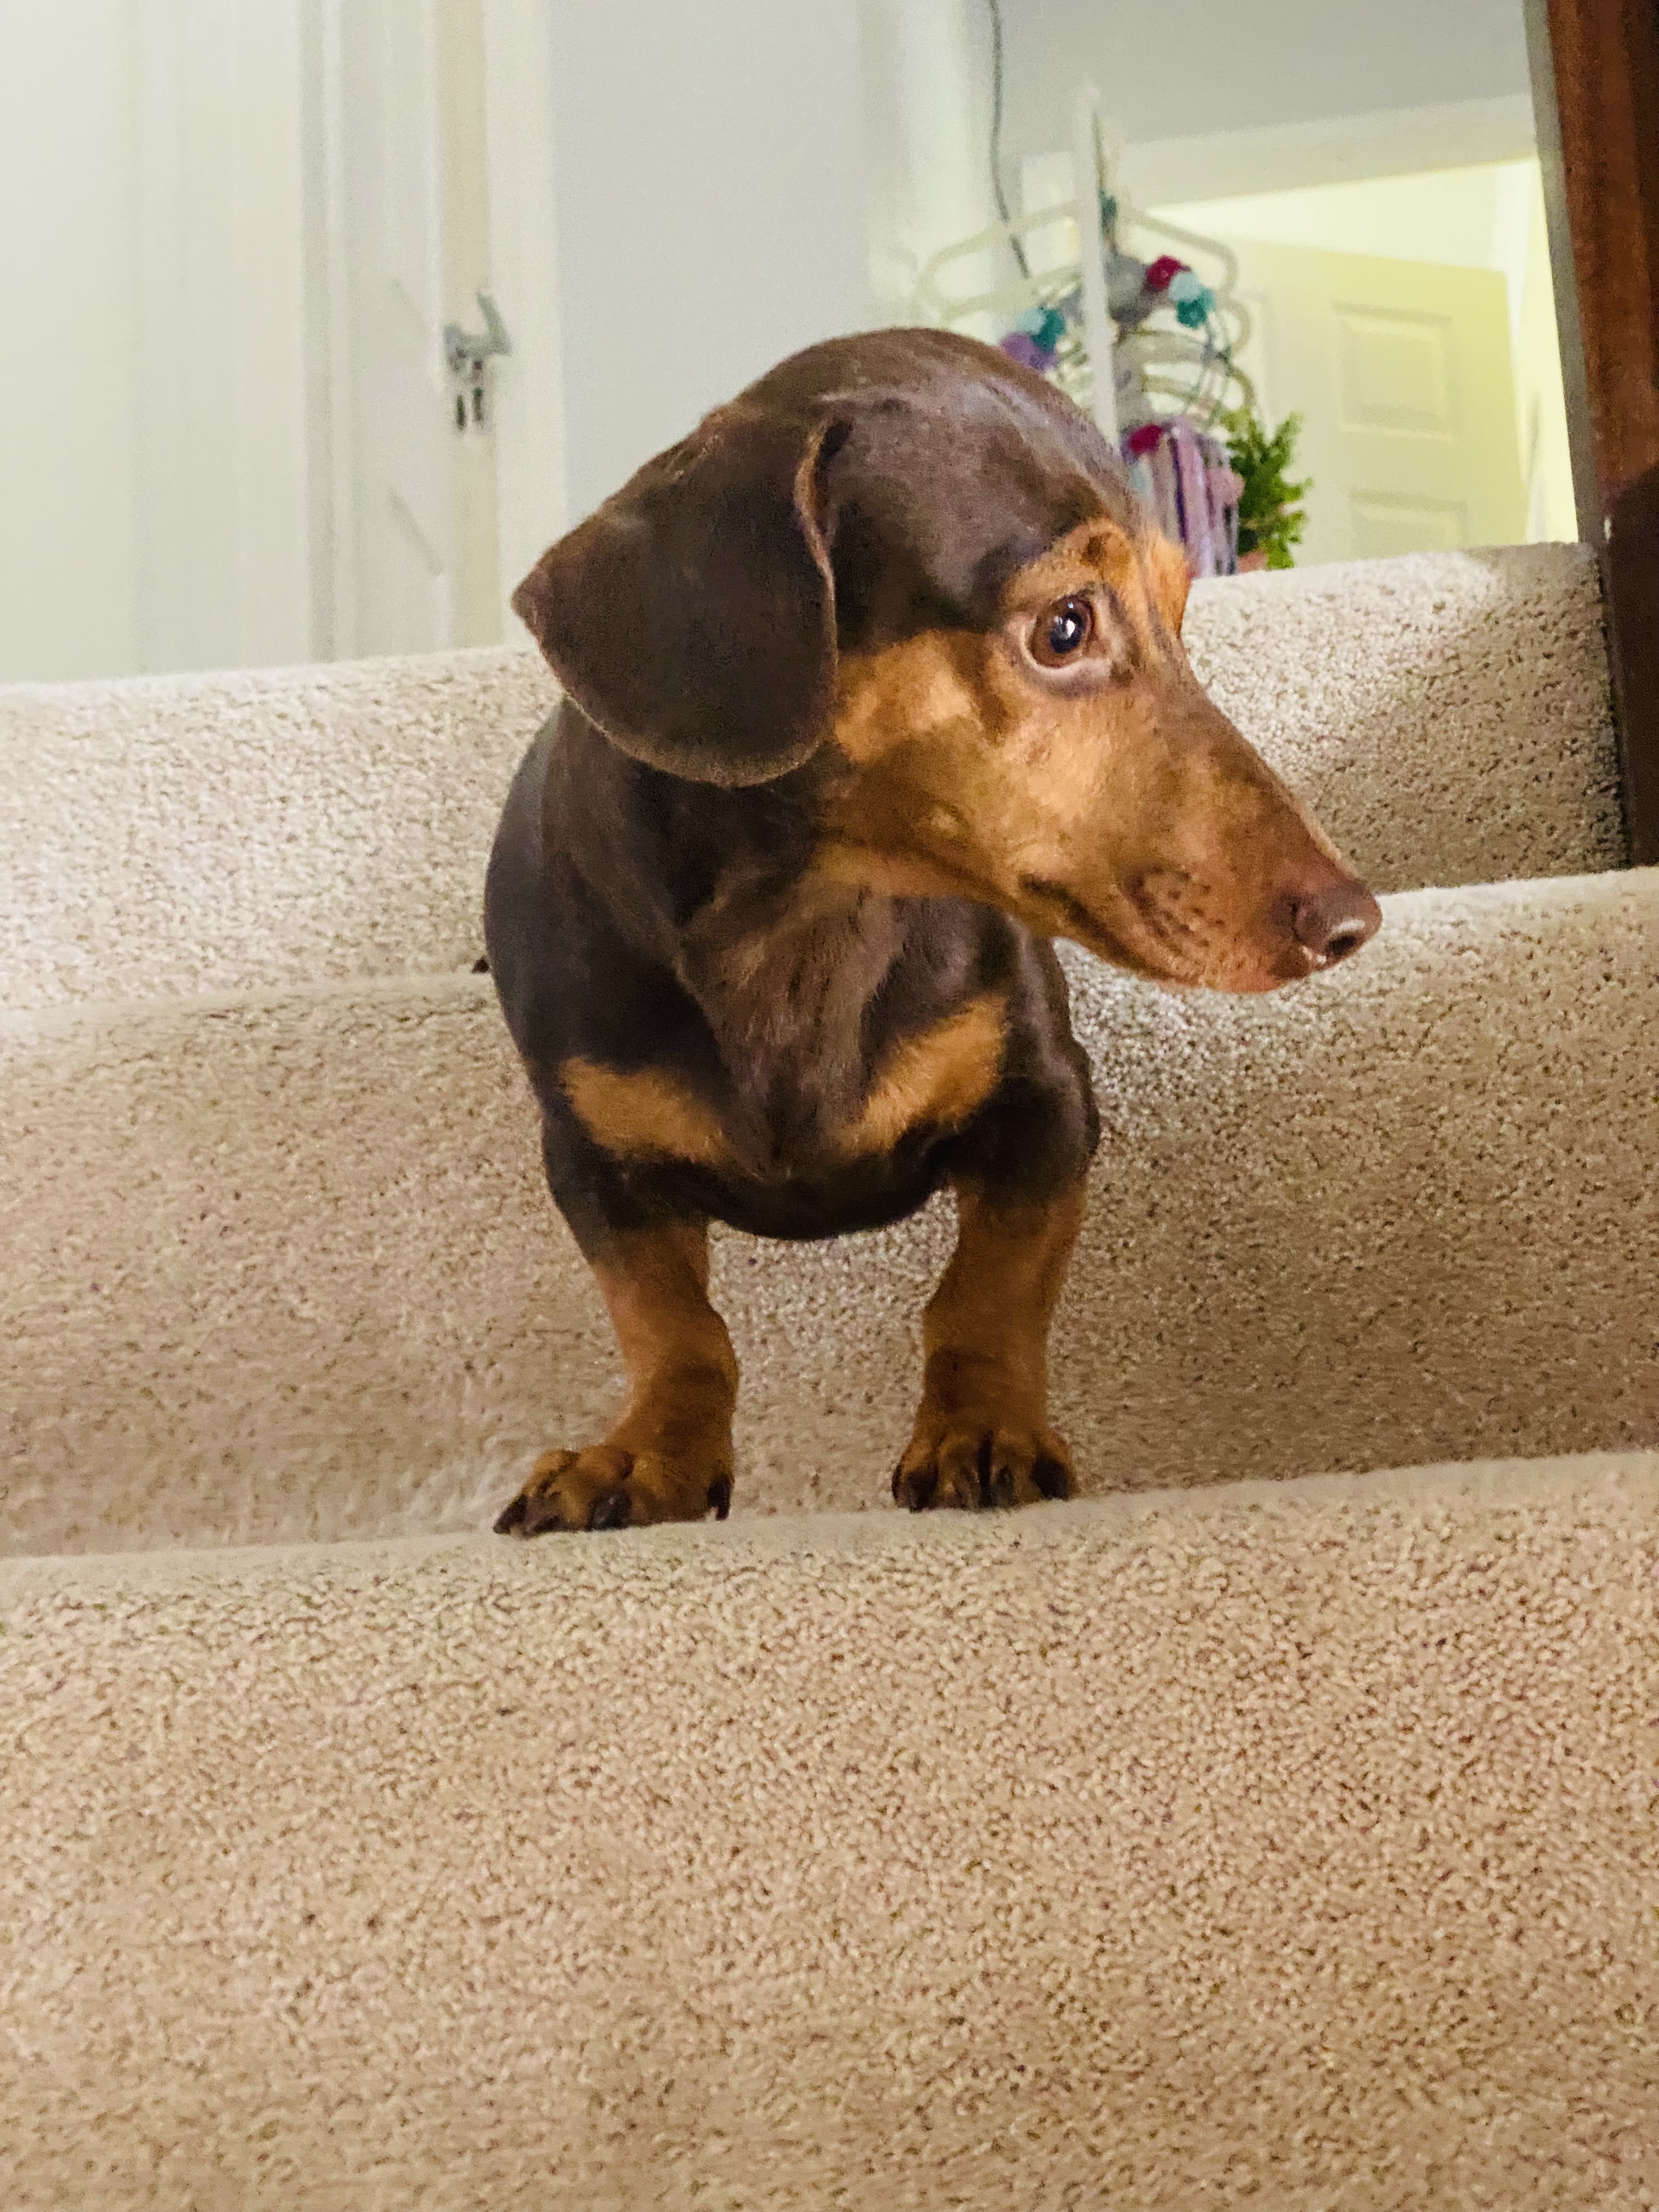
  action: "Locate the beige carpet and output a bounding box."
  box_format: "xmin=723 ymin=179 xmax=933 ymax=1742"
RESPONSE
xmin=0 ymin=547 xmax=1622 ymax=1012
xmin=3 ymin=541 xmax=1656 ymax=2208
xmin=3 ymin=870 xmax=1654 ymax=1556
xmin=2 ymin=1453 xmax=1656 ymax=2210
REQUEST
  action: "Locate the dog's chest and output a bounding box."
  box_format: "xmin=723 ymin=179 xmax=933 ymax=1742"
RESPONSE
xmin=675 ymin=900 xmax=901 ymax=1171
xmin=557 ymin=910 xmax=1008 ymax=1201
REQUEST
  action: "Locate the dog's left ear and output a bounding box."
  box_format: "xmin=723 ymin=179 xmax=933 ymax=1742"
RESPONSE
xmin=511 ymin=406 xmax=845 ymax=787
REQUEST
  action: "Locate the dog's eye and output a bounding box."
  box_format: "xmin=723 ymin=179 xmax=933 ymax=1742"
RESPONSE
xmin=1030 ymin=595 xmax=1094 ymax=667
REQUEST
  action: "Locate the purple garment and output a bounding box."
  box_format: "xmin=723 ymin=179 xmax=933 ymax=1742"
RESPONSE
xmin=1207 ymin=461 xmax=1245 ymax=574
xmin=1120 ymin=417 xmax=1242 ymax=578
xmin=1125 ymin=454 xmax=1158 ymax=515
xmin=1000 ymin=332 xmax=1050 ymax=373
xmin=1169 ymin=420 xmax=1217 ymax=577
xmin=1148 ymin=438 xmax=1182 ymax=547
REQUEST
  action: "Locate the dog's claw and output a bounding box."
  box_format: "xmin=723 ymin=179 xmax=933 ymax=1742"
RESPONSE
xmin=893 ymin=1460 xmax=938 ymax=1512
xmin=1031 ymin=1453 xmax=1072 ymax=1500
xmin=494 ymin=1441 xmax=731 ymax=1536
xmin=894 ymin=1418 xmax=1074 ymax=1513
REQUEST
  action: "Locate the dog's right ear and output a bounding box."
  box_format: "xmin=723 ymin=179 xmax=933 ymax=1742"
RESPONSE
xmin=511 ymin=406 xmax=845 ymax=788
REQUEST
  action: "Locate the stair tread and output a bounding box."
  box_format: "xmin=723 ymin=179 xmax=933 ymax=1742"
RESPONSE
xmin=5 ymin=869 xmax=1653 ymax=1556
xmin=0 ymin=548 xmax=1627 ymax=1013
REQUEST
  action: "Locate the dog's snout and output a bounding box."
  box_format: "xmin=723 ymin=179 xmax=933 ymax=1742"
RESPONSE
xmin=1291 ymin=879 xmax=1382 ymax=968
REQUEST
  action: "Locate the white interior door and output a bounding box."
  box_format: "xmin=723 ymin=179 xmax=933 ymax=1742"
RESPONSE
xmin=1223 ymin=239 xmax=1528 ymax=566
xmin=1 ymin=1 xmax=313 ymax=682
xmin=334 ymin=0 xmax=458 ymax=657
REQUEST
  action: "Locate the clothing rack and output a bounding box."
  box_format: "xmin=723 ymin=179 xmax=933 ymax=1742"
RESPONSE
xmin=912 ymin=88 xmax=1256 ymax=441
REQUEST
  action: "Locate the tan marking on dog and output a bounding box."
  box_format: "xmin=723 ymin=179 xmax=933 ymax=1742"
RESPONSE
xmin=1006 ymin=516 xmax=1142 ymax=615
xmin=929 ymin=1176 xmax=1086 ymax=1398
xmin=827 ymin=625 xmax=1115 ymax=908
xmin=1144 ymin=530 xmax=1192 ymax=636
xmin=498 ymin=1220 xmax=739 ymax=1534
xmin=998 ymin=517 xmax=1189 ymax=660
xmin=838 ymin=992 xmax=1007 ymax=1158
xmin=832 ymin=626 xmax=985 ymax=767
xmin=895 ymin=1173 xmax=1088 ymax=1511
xmin=821 ymin=515 xmax=1346 ymax=989
xmin=561 ymin=1058 xmax=734 ymax=1169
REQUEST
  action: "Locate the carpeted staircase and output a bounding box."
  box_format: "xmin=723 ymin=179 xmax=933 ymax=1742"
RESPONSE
xmin=2 ymin=545 xmax=1655 ymax=2208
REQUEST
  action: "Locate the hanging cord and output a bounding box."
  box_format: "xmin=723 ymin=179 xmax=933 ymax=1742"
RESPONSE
xmin=986 ymin=0 xmax=1031 ymax=281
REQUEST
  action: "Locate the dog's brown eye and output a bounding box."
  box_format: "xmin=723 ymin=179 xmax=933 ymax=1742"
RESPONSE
xmin=1031 ymin=595 xmax=1094 ymax=667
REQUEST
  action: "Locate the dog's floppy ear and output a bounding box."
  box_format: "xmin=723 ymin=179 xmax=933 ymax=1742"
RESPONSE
xmin=511 ymin=405 xmax=843 ymax=787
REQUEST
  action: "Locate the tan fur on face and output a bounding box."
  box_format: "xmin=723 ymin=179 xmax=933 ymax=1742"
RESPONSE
xmin=1144 ymin=532 xmax=1191 ymax=635
xmin=824 ymin=623 xmax=1129 ymax=933
xmin=1000 ymin=518 xmax=1173 ymax=657
xmin=821 ymin=520 xmax=1356 ymax=990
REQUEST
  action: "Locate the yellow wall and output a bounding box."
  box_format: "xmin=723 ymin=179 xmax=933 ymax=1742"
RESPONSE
xmin=1153 ymin=162 xmax=1578 ymax=544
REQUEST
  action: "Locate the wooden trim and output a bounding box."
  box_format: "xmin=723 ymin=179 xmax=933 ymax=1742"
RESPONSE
xmin=1604 ymin=467 xmax=1659 ymax=867
xmin=1527 ymin=0 xmax=1659 ymax=863
xmin=1523 ymin=0 xmax=1600 ymax=539
xmin=1534 ymin=0 xmax=1659 ymax=502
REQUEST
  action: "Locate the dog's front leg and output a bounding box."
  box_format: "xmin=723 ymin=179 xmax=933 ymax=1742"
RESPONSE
xmin=496 ymin=1217 xmax=737 ymax=1536
xmin=894 ymin=1176 xmax=1085 ymax=1512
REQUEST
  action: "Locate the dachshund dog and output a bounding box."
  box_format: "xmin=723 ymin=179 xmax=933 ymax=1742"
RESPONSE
xmin=484 ymin=329 xmax=1379 ymax=1534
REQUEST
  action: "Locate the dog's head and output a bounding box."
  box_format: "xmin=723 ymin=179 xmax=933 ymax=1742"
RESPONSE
xmin=513 ymin=329 xmax=1378 ymax=991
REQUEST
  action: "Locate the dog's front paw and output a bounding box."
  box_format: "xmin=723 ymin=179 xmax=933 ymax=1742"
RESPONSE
xmin=893 ymin=1413 xmax=1074 ymax=1513
xmin=494 ymin=1441 xmax=733 ymax=1536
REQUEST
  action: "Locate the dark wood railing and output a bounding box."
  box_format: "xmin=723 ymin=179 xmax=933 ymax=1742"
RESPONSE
xmin=1528 ymin=0 xmax=1659 ymax=864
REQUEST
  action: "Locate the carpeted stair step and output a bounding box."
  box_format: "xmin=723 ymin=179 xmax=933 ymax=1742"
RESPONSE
xmin=4 ymin=868 xmax=1653 ymax=1558
xmin=2 ymin=1452 xmax=1654 ymax=2209
xmin=0 ymin=546 xmax=1624 ymax=1013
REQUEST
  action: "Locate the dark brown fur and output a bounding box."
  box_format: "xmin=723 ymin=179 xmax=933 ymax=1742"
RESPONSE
xmin=484 ymin=328 xmax=1380 ymax=1534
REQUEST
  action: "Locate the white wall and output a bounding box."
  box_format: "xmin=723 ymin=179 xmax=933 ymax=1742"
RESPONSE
xmin=133 ymin=0 xmax=314 ymax=676
xmin=861 ymin=0 xmax=997 ymax=324
xmin=1515 ymin=165 xmax=1576 ymax=544
xmin=0 ymin=3 xmax=142 ymax=681
xmin=996 ymin=0 xmax=1532 ymax=168
xmin=544 ymin=0 xmax=878 ymax=522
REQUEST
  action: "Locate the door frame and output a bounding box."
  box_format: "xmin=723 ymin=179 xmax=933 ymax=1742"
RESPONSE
xmin=301 ymin=0 xmax=572 ymax=660
xmin=300 ymin=0 xmax=357 ymax=662
xmin=1526 ymin=0 xmax=1659 ymax=863
xmin=479 ymin=0 xmax=572 ymax=611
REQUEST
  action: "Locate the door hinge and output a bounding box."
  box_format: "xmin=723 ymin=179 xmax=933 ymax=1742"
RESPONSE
xmin=443 ymin=291 xmax=511 ymax=432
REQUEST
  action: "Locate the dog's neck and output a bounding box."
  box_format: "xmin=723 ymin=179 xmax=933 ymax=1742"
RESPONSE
xmin=674 ymin=867 xmax=904 ymax=1151
xmin=552 ymin=705 xmax=919 ymax=1159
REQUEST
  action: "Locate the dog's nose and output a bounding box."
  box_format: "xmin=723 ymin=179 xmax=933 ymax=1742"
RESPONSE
xmin=1291 ymin=879 xmax=1382 ymax=968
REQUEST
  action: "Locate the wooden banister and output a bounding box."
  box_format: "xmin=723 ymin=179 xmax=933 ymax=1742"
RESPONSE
xmin=1527 ymin=0 xmax=1659 ymax=864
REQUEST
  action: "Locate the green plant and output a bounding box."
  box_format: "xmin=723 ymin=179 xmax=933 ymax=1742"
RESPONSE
xmin=1221 ymin=406 xmax=1311 ymax=569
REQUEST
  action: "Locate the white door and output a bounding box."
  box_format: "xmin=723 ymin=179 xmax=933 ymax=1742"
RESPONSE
xmin=1222 ymin=239 xmax=1527 ymax=566
xmin=0 ymin=2 xmax=314 ymax=681
xmin=331 ymin=0 xmax=502 ymax=657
